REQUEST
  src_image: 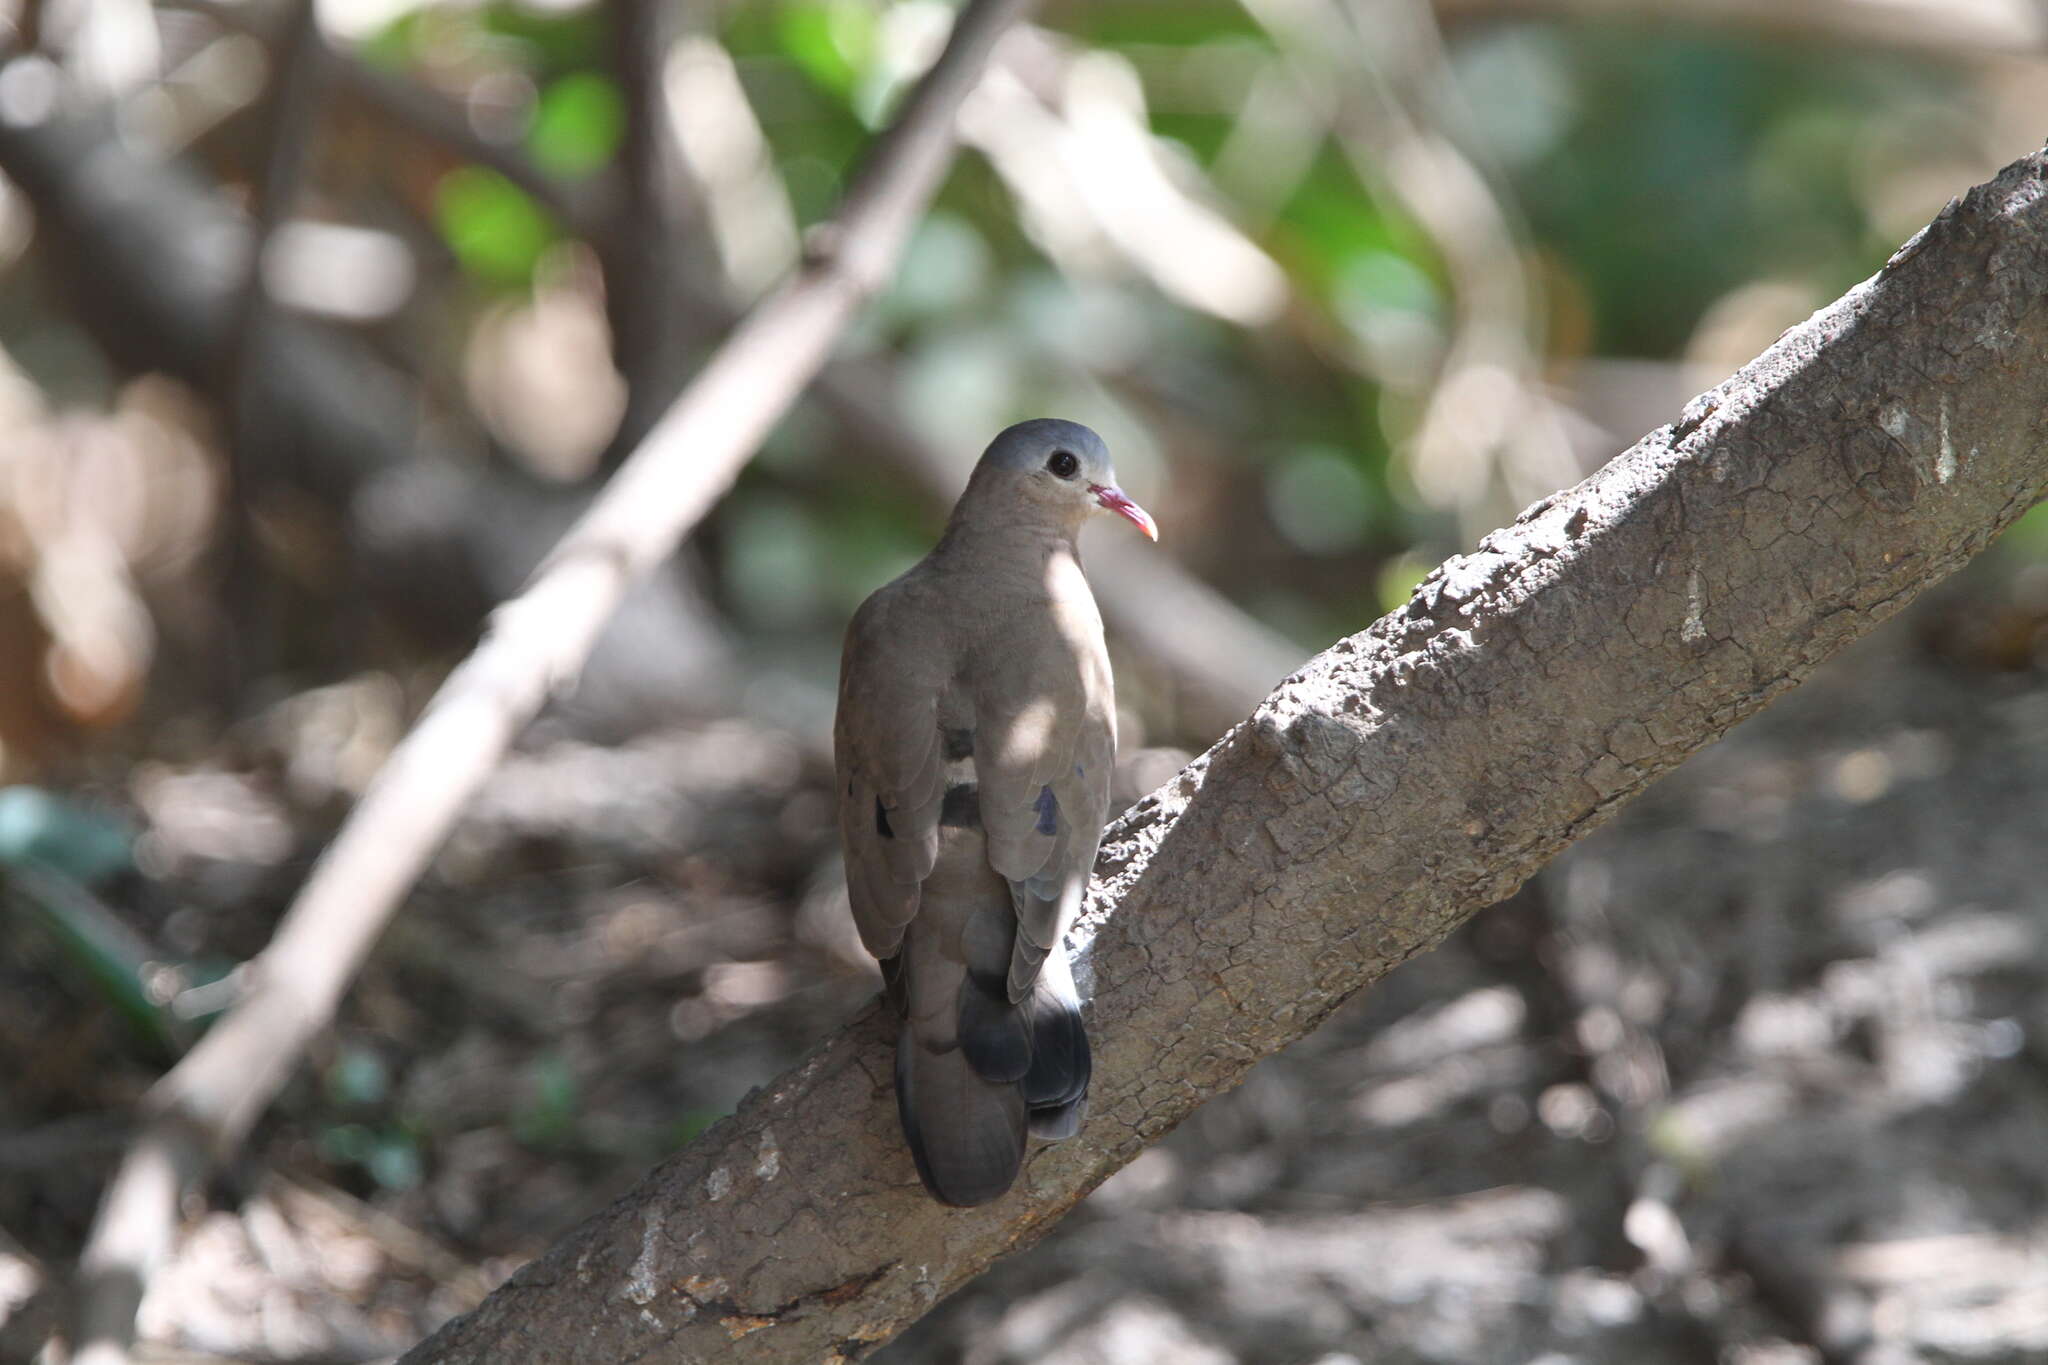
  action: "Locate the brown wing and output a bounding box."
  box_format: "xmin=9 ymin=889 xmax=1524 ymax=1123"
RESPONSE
xmin=970 ymin=597 xmax=1115 ymax=1001
xmin=834 ymin=578 xmax=953 ymax=960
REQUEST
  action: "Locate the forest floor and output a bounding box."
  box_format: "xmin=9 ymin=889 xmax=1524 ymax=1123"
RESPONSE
xmin=8 ymin=559 xmax=2048 ymax=1365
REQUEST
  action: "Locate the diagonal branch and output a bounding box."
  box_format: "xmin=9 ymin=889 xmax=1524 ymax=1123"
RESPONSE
xmin=403 ymin=152 xmax=2048 ymax=1363
xmin=61 ymin=1 xmax=1035 ymax=1359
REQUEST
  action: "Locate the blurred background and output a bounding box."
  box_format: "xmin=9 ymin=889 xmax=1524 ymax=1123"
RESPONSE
xmin=3 ymin=0 xmax=2048 ymax=1360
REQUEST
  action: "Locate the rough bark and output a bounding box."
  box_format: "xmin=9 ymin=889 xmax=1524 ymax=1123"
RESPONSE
xmin=403 ymin=154 xmax=2048 ymax=1363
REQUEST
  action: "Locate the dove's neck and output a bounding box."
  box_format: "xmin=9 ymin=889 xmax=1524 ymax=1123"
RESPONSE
xmin=934 ymin=479 xmax=1085 ymax=573
xmin=933 ymin=523 xmax=1090 ymax=608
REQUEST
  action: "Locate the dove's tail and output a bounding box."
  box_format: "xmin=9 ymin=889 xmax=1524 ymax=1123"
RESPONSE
xmin=1017 ymin=946 xmax=1091 ymax=1140
xmin=891 ymin=946 xmax=1091 ymax=1207
xmin=895 ymin=1020 xmax=1026 ymax=1208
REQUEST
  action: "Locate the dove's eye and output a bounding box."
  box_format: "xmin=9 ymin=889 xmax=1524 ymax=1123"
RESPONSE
xmin=1046 ymin=450 xmax=1080 ymax=479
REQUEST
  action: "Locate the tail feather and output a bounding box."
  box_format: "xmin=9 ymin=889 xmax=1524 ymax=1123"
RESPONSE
xmin=957 ymin=972 xmax=1032 ymax=1082
xmin=1027 ymin=1094 xmax=1086 ymax=1141
xmin=894 ymin=943 xmax=1092 ymax=1206
xmin=1021 ymin=971 xmax=1090 ymax=1138
xmin=1021 ymin=981 xmax=1090 ymax=1110
xmin=896 ymin=1022 xmax=1026 ymax=1207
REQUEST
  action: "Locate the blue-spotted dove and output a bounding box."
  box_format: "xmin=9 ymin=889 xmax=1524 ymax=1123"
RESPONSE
xmin=835 ymin=418 xmax=1158 ymax=1206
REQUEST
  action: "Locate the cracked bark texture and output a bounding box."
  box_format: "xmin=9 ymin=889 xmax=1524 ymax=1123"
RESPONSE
xmin=403 ymin=151 xmax=2048 ymax=1365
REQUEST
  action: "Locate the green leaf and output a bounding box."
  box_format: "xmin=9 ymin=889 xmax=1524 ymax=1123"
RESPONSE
xmin=1 ymin=858 xmax=178 ymax=1053
xmin=779 ymin=0 xmax=875 ymax=97
xmin=435 ymin=167 xmax=557 ymax=288
xmin=528 ymin=72 xmax=625 ymax=178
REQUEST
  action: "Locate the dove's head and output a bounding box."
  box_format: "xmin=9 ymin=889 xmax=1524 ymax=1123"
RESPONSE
xmin=972 ymin=418 xmax=1158 ymax=542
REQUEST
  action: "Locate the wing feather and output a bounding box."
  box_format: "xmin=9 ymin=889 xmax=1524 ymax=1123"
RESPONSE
xmin=970 ymin=600 xmax=1116 ymax=1001
xmin=835 ymin=581 xmax=954 ymax=958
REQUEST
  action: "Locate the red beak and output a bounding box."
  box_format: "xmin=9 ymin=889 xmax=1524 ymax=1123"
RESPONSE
xmin=1089 ymin=483 xmax=1159 ymax=542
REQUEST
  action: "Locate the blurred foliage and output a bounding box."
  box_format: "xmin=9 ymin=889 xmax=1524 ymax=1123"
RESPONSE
xmin=435 ymin=166 xmax=559 ymax=285
xmin=309 ymin=0 xmax=1988 ymax=668
xmin=1488 ymin=25 xmax=1964 ymax=356
xmin=0 ymin=0 xmax=2014 ymax=786
xmin=0 ymin=789 xmax=174 ymax=1049
xmin=512 ymin=1049 xmax=582 ymax=1149
xmin=527 ymin=71 xmax=626 ymax=177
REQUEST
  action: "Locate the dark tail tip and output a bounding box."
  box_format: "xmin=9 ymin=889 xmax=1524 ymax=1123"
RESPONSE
xmin=1022 ymin=984 xmax=1091 ymax=1115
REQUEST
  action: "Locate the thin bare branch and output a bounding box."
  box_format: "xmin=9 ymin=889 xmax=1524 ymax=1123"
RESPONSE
xmin=403 ymin=148 xmax=2048 ymax=1363
xmin=63 ymin=2 xmax=1035 ymax=1360
xmin=598 ymin=0 xmax=698 ymax=455
xmin=215 ymin=0 xmax=325 ymax=695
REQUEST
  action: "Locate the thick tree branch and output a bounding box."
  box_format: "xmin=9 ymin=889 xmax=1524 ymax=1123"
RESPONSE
xmin=56 ymin=2 xmax=1035 ymax=1359
xmin=405 ymin=153 xmax=2048 ymax=1362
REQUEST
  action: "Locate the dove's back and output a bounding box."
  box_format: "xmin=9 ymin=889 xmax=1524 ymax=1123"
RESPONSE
xmin=836 ymin=537 xmax=1107 ymax=1206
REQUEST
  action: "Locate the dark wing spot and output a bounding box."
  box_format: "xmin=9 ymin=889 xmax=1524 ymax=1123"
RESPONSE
xmin=943 ymin=728 xmax=975 ymax=761
xmin=940 ymin=783 xmax=980 ymax=829
xmin=875 ymin=799 xmax=894 ymax=839
xmin=1033 ymin=785 xmax=1059 ymax=836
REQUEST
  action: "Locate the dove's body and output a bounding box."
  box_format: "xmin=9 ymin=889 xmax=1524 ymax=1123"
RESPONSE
xmin=835 ymin=420 xmax=1154 ymax=1206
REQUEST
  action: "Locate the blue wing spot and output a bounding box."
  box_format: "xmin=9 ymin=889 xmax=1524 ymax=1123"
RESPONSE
xmin=1074 ymin=763 xmax=1084 ymax=777
xmin=1033 ymin=785 xmax=1059 ymax=836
